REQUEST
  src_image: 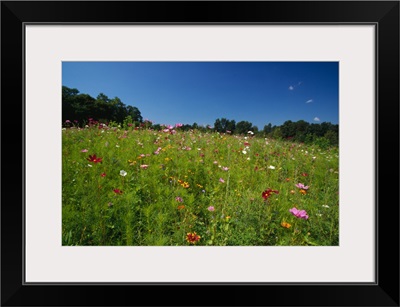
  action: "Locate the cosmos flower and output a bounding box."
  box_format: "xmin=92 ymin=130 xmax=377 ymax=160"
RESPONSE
xmin=113 ymin=189 xmax=123 ymax=195
xmin=207 ymin=206 xmax=215 ymax=212
xmin=140 ymin=165 xmax=149 ymax=169
xmin=299 ymin=189 xmax=307 ymax=195
xmin=186 ymin=232 xmax=201 ymax=244
xmin=120 ymin=170 xmax=127 ymax=177
xmin=295 ymin=183 xmax=309 ymax=190
xmin=175 ymin=196 xmax=183 ymax=202
xmin=289 ymin=207 xmax=309 ymax=220
xmin=87 ymin=154 xmax=102 ymax=163
xmin=281 ymin=222 xmax=291 ymax=228
xmin=219 ymin=178 xmax=225 ymax=183
xmin=262 ymin=188 xmax=279 ymax=200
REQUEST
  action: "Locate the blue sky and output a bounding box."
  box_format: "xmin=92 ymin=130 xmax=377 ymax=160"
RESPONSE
xmin=62 ymin=62 xmax=338 ymax=128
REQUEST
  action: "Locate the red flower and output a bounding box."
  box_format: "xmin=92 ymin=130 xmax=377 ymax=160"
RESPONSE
xmin=262 ymin=188 xmax=279 ymax=200
xmin=113 ymin=189 xmax=123 ymax=194
xmin=87 ymin=154 xmax=102 ymax=163
xmin=186 ymin=232 xmax=201 ymax=244
xmin=301 ymin=173 xmax=308 ymax=177
xmin=100 ymin=172 xmax=106 ymax=177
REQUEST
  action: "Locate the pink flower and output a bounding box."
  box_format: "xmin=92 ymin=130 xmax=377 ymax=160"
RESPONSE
xmin=175 ymin=196 xmax=183 ymax=202
xmin=81 ymin=149 xmax=88 ymax=152
xmin=207 ymin=206 xmax=215 ymax=212
xmin=289 ymin=207 xmax=309 ymax=220
xmin=222 ymin=167 xmax=229 ymax=171
xmin=140 ymin=164 xmax=149 ymax=169
xmin=175 ymin=123 xmax=183 ymax=128
xmin=295 ymin=183 xmax=309 ymax=190
xmin=219 ymin=178 xmax=225 ymax=183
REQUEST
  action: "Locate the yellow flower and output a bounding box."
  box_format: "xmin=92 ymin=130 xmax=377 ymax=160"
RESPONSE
xmin=181 ymin=182 xmax=190 ymax=188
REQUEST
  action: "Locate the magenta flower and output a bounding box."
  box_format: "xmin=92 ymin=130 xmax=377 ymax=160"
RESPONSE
xmin=175 ymin=196 xmax=183 ymax=202
xmin=295 ymin=183 xmax=309 ymax=190
xmin=113 ymin=188 xmax=123 ymax=195
xmin=289 ymin=207 xmax=309 ymax=220
xmin=207 ymin=206 xmax=215 ymax=212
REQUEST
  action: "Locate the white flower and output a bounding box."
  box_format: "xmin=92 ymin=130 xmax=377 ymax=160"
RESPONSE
xmin=116 ymin=145 xmax=120 ymax=148
xmin=87 ymin=164 xmax=92 ymax=168
xmin=322 ymin=205 xmax=330 ymax=208
xmin=268 ymin=165 xmax=275 ymax=169
xmin=247 ymin=131 xmax=254 ymax=135
xmin=120 ymin=170 xmax=127 ymax=177
xmin=247 ymin=157 xmax=251 ymax=160
xmin=242 ymin=150 xmax=247 ymax=154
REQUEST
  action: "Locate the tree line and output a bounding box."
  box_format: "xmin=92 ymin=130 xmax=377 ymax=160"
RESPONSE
xmin=62 ymin=86 xmax=143 ymax=125
xmin=62 ymin=86 xmax=338 ymax=147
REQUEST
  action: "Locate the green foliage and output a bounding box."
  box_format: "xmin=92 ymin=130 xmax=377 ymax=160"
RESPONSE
xmin=62 ymin=125 xmax=339 ymax=246
xmin=62 ymin=86 xmax=143 ymax=126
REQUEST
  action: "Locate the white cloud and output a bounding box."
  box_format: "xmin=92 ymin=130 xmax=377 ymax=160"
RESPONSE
xmin=314 ymin=117 xmax=320 ymax=122
xmin=306 ymin=99 xmax=313 ymax=103
xmin=289 ymin=82 xmax=302 ymax=91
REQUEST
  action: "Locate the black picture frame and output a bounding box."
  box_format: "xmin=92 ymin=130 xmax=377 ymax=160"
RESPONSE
xmin=1 ymin=1 xmax=399 ymax=306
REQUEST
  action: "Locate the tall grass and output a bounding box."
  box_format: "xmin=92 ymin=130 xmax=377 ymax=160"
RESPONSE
xmin=62 ymin=124 xmax=339 ymax=246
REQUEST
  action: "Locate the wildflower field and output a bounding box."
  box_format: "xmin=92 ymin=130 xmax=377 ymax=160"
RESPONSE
xmin=62 ymin=123 xmax=339 ymax=246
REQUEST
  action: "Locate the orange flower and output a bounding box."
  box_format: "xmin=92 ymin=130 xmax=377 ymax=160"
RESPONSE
xmin=186 ymin=232 xmax=201 ymax=244
xmin=299 ymin=189 xmax=307 ymax=195
xmin=177 ymin=205 xmax=185 ymax=210
xmin=281 ymin=222 xmax=291 ymax=228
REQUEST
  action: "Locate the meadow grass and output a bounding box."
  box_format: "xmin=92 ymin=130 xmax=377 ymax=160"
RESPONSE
xmin=62 ymin=125 xmax=339 ymax=246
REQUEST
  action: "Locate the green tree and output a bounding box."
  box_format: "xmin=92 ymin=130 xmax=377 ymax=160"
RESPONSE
xmin=236 ymin=120 xmax=253 ymax=135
